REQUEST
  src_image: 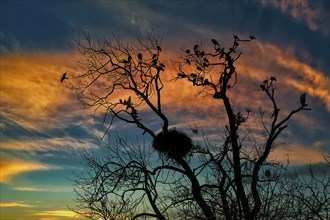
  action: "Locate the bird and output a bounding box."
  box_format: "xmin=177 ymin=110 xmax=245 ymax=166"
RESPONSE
xmin=190 ymin=73 xmax=197 ymax=78
xmin=211 ymin=39 xmax=219 ymax=45
xmin=260 ymin=84 xmax=266 ymax=91
xmin=300 ymin=93 xmax=307 ymax=106
xmin=233 ymin=34 xmax=239 ymax=40
xmin=60 ymin=72 xmax=68 ymax=83
xmin=156 ymin=45 xmax=162 ymax=51
xmin=193 ymin=44 xmax=198 ymax=50
xmin=137 ymin=53 xmax=143 ymax=61
xmin=264 ymin=169 xmax=271 ymax=178
xmin=190 ymin=123 xmax=198 ymax=134
xmin=249 ymin=35 xmax=256 ymax=40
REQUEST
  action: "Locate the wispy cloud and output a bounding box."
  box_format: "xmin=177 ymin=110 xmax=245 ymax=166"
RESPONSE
xmin=237 ymin=41 xmax=329 ymax=111
xmin=269 ymin=142 xmax=327 ymax=165
xmin=13 ymin=186 xmax=73 ymax=192
xmin=0 ymin=137 xmax=96 ymax=152
xmin=259 ymin=0 xmax=330 ymax=36
xmin=0 ymin=158 xmax=60 ymax=184
xmin=0 ymin=201 xmax=34 ymax=207
xmin=35 ymin=210 xmax=79 ymax=217
xmin=0 ymin=51 xmax=82 ymax=130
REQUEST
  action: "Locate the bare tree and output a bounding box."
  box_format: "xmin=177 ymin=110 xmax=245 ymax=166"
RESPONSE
xmin=70 ymin=32 xmax=329 ymax=220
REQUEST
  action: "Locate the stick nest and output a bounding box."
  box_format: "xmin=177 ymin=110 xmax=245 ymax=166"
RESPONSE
xmin=152 ymin=129 xmax=193 ymax=159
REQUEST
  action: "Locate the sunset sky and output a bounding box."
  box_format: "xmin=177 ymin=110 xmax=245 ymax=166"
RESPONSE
xmin=1 ymin=0 xmax=329 ymax=219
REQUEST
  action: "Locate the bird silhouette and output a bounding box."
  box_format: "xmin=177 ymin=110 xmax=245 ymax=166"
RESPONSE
xmin=233 ymin=34 xmax=239 ymax=40
xmin=300 ymin=93 xmax=307 ymax=106
xmin=60 ymin=72 xmax=68 ymax=83
xmin=156 ymin=46 xmax=162 ymax=51
xmin=194 ymin=44 xmax=198 ymax=50
xmin=260 ymin=84 xmax=266 ymax=91
xmin=249 ymin=35 xmax=256 ymax=40
xmin=137 ymin=53 xmax=143 ymax=61
xmin=211 ymin=39 xmax=219 ymax=45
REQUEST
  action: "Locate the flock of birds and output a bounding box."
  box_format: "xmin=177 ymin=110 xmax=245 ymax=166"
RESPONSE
xmin=60 ymin=72 xmax=307 ymax=105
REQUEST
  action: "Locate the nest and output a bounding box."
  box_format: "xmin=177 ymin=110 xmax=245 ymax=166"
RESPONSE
xmin=152 ymin=129 xmax=193 ymax=159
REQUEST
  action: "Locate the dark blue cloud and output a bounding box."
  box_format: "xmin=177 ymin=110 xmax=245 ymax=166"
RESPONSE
xmin=1 ymin=1 xmax=77 ymax=51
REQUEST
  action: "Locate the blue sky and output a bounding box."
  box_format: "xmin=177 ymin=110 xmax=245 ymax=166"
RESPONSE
xmin=1 ymin=0 xmax=329 ymax=219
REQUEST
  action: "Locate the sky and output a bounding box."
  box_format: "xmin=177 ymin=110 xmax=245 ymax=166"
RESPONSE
xmin=0 ymin=0 xmax=329 ymax=219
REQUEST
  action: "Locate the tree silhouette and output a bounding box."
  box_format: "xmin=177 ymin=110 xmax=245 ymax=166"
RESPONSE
xmin=70 ymin=32 xmax=329 ymax=220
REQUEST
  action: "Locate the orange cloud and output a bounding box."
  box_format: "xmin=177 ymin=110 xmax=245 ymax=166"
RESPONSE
xmin=0 ymin=51 xmax=84 ymax=131
xmin=0 ymin=39 xmax=327 ymax=167
xmin=269 ymin=142 xmax=327 ymax=165
xmin=0 ymin=158 xmax=58 ymax=184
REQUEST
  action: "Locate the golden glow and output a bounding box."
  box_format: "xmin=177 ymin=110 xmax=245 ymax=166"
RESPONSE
xmin=0 ymin=202 xmax=34 ymax=207
xmin=35 ymin=210 xmax=79 ymax=217
xmin=0 ymin=51 xmax=82 ymax=131
xmin=0 ymin=158 xmax=54 ymax=183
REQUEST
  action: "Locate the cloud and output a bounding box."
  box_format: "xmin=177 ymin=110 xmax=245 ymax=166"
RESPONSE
xmin=259 ymin=0 xmax=330 ymax=36
xmin=13 ymin=186 xmax=73 ymax=192
xmin=0 ymin=51 xmax=83 ymax=130
xmin=237 ymin=41 xmax=329 ymax=111
xmin=1 ymin=36 xmax=328 ymax=168
xmin=0 ymin=202 xmax=34 ymax=207
xmin=0 ymin=158 xmax=60 ymax=184
xmin=35 ymin=210 xmax=79 ymax=218
xmin=269 ymin=141 xmax=327 ymax=165
xmin=0 ymin=136 xmax=96 ymax=152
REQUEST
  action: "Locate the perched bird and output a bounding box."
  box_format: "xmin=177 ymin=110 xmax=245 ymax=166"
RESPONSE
xmin=260 ymin=84 xmax=266 ymax=91
xmin=190 ymin=123 xmax=198 ymax=134
xmin=193 ymin=44 xmax=198 ymax=50
xmin=233 ymin=34 xmax=239 ymax=40
xmin=177 ymin=73 xmax=186 ymax=78
xmin=185 ymin=49 xmax=190 ymax=54
xmin=137 ymin=53 xmax=143 ymax=61
xmin=211 ymin=39 xmax=219 ymax=45
xmin=190 ymin=73 xmax=197 ymax=78
xmin=156 ymin=45 xmax=162 ymax=51
xmin=60 ymin=72 xmax=68 ymax=83
xmin=249 ymin=35 xmax=256 ymax=40
xmin=300 ymin=93 xmax=307 ymax=106
xmin=264 ymin=169 xmax=271 ymax=178
xmin=270 ymin=76 xmax=277 ymax=81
